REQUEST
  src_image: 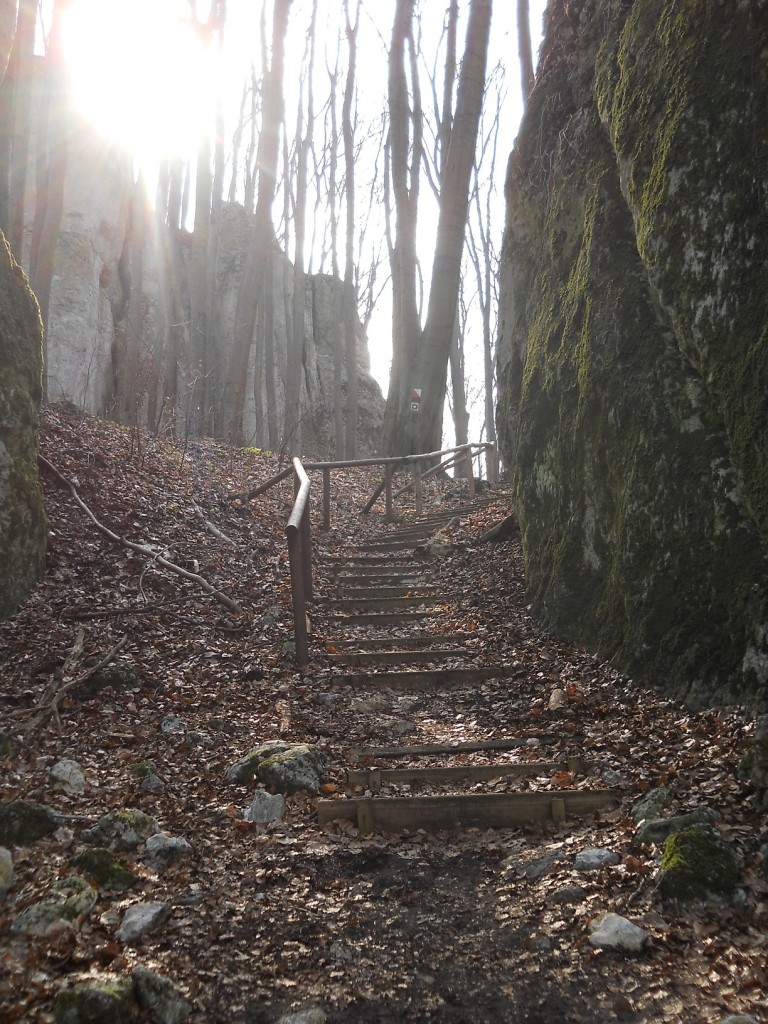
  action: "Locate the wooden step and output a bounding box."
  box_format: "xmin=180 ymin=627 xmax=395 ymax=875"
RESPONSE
xmin=325 ymin=611 xmax=434 ymax=627
xmin=357 ymin=539 xmax=424 ymax=552
xmin=317 ymin=788 xmax=617 ymax=834
xmin=347 ymin=757 xmax=585 ymax=792
xmin=352 ymin=736 xmax=555 ymax=759
xmin=327 ymin=648 xmax=473 ymax=667
xmin=328 ymin=633 xmax=482 ymax=650
xmin=335 ymin=586 xmax=442 ymax=600
xmin=331 ymin=665 xmax=511 ymax=689
xmin=328 ymin=596 xmax=449 ymax=613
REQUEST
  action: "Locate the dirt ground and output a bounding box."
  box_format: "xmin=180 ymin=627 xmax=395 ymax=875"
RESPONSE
xmin=1 ymin=407 xmax=766 ymax=1023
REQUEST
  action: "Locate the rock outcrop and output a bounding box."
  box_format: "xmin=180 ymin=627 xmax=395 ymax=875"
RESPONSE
xmin=0 ymin=233 xmax=47 ymax=618
xmin=498 ymin=0 xmax=768 ymax=707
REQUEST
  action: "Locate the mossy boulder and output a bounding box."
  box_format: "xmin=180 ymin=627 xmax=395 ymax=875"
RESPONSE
xmin=54 ymin=978 xmax=135 ymax=1024
xmin=739 ymin=715 xmax=768 ymax=809
xmin=0 ymin=800 xmax=62 ymax=845
xmin=131 ymin=967 xmax=190 ymax=1024
xmin=12 ymin=875 xmax=97 ymax=934
xmin=497 ymin=0 xmax=768 ymax=707
xmin=72 ymin=848 xmax=137 ymax=892
xmin=81 ymin=809 xmax=158 ymax=852
xmin=657 ymin=824 xmax=741 ymax=901
xmin=79 ymin=658 xmax=142 ymax=698
xmin=227 ymin=742 xmax=328 ymax=795
xmin=0 ymin=232 xmax=47 ymax=619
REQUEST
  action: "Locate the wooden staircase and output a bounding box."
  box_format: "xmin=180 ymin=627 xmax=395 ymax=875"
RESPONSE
xmin=316 ymin=496 xmax=617 ymax=834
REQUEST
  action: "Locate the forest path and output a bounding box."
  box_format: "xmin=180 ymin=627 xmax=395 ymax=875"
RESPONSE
xmin=313 ymin=496 xmax=616 ymax=833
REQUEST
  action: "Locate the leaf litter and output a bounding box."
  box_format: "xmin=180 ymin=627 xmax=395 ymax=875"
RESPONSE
xmin=0 ymin=406 xmax=765 ymax=1023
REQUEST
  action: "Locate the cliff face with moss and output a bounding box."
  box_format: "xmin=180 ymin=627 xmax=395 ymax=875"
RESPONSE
xmin=498 ymin=0 xmax=768 ymax=707
xmin=0 ymin=233 xmax=46 ymax=617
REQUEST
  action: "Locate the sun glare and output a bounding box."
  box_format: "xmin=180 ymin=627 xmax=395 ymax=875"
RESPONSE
xmin=62 ymin=0 xmax=217 ymax=170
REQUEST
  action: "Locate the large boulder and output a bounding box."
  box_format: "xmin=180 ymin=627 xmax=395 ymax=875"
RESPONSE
xmin=497 ymin=0 xmax=768 ymax=707
xmin=0 ymin=233 xmax=47 ymax=617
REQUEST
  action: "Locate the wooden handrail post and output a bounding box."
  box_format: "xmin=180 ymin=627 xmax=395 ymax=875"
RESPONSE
xmin=384 ymin=464 xmax=393 ymax=520
xmin=464 ymin=446 xmax=475 ymax=498
xmin=322 ymin=467 xmax=331 ymax=530
xmin=412 ymin=460 xmax=423 ymax=516
xmin=286 ymin=458 xmax=312 ymax=667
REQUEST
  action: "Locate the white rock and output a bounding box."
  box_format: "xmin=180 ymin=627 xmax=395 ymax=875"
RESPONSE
xmin=116 ymin=902 xmax=170 ymax=944
xmin=244 ymin=790 xmax=286 ymax=824
xmin=588 ymin=912 xmax=648 ymax=953
xmin=548 ymin=688 xmax=566 ymax=709
xmin=0 ymin=847 xmax=13 ymax=901
xmin=144 ymin=833 xmax=192 ymax=869
xmin=575 ymin=847 xmax=621 ymax=871
xmin=50 ymin=759 xmax=86 ymax=795
xmin=276 ymin=1010 xmax=327 ymax=1024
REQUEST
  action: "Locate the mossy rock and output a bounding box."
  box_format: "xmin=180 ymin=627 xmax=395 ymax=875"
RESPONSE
xmin=131 ymin=966 xmax=190 ymax=1024
xmin=225 ymin=741 xmax=292 ymax=784
xmin=657 ymin=824 xmax=740 ymax=901
xmin=54 ymin=978 xmax=135 ymax=1024
xmin=256 ymin=744 xmax=329 ymax=795
xmin=72 ymin=848 xmax=137 ymax=892
xmin=12 ymin=875 xmax=97 ymax=933
xmin=81 ymin=809 xmax=158 ymax=852
xmin=0 ymin=800 xmax=62 ymax=845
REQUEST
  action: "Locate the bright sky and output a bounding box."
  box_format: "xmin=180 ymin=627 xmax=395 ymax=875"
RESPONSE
xmin=55 ymin=0 xmax=548 ymax=435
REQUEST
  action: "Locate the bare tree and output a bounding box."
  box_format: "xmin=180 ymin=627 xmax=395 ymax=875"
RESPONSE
xmin=382 ymin=0 xmax=423 ymax=454
xmin=342 ymin=0 xmax=360 ymax=458
xmin=415 ymin=0 xmax=492 ymax=454
xmin=517 ymin=0 xmax=534 ymax=105
xmin=226 ymin=0 xmax=291 ymax=442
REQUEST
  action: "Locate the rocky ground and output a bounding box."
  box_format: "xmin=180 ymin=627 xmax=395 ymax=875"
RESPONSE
xmin=0 ymin=407 xmax=766 ymax=1023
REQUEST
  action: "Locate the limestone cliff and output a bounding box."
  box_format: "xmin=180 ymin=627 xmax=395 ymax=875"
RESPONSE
xmin=0 ymin=232 xmax=46 ymax=617
xmin=23 ymin=111 xmax=383 ymax=456
xmin=498 ymin=0 xmax=768 ymax=707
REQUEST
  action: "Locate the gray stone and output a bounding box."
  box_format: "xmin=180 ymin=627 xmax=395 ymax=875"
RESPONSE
xmin=81 ymin=808 xmax=158 ymax=852
xmin=11 ymin=875 xmax=97 ymax=934
xmin=225 ymin=741 xmax=292 ymax=784
xmin=631 ymin=786 xmax=671 ymax=824
xmin=549 ymin=884 xmax=586 ymax=904
xmin=116 ymin=901 xmax=170 ymax=944
xmin=588 ymin=912 xmax=648 ymax=953
xmin=0 ymin=800 xmax=62 ymax=845
xmin=386 ymin=720 xmax=416 ymax=737
xmin=718 ymin=1017 xmax=759 ymax=1024
xmin=0 ymin=846 xmax=12 ymax=901
xmin=131 ymin=967 xmax=190 ymax=1024
xmin=329 ymin=941 xmax=354 ymax=962
xmin=275 ymin=1010 xmax=327 ymax=1024
xmin=574 ymin=848 xmax=621 ymax=871
xmin=79 ymin=658 xmax=141 ymax=698
xmin=160 ymin=714 xmax=185 ymax=735
xmin=144 ymin=833 xmax=192 ymax=869
xmin=635 ymin=806 xmax=721 ymax=846
xmin=244 ymin=790 xmax=286 ymax=824
xmin=50 ymin=759 xmax=86 ymax=796
xmin=506 ymin=853 xmax=566 ymax=881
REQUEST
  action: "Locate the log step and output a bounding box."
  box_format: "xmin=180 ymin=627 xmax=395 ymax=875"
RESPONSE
xmin=327 ymin=648 xmax=473 ymax=667
xmin=347 ymin=757 xmax=585 ymax=792
xmin=328 ymin=596 xmax=450 ymax=612
xmin=317 ymin=789 xmax=617 ymax=834
xmin=325 ymin=612 xmax=433 ymax=626
xmin=332 ymin=665 xmax=512 ymax=689
xmin=328 ymin=633 xmax=482 ymax=650
xmin=352 ymin=736 xmax=556 ymax=759
xmin=335 ymin=586 xmax=443 ymax=600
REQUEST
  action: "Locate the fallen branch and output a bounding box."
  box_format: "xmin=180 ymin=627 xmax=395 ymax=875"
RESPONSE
xmin=192 ymin=500 xmax=238 ymax=547
xmin=38 ymin=455 xmax=242 ymax=613
xmin=14 ymin=633 xmax=129 ymax=735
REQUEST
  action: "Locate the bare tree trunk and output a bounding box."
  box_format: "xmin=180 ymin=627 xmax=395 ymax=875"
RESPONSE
xmin=227 ymin=0 xmax=291 ymax=442
xmin=342 ymin=0 xmax=359 ymax=458
xmin=28 ymin=0 xmax=69 ymax=381
xmin=382 ymin=0 xmax=423 ymax=455
xmin=416 ymin=0 xmax=491 ymax=454
xmin=517 ymin=0 xmax=534 ymax=105
xmin=0 ymin=0 xmax=35 ymax=256
xmin=326 ymin=53 xmax=345 ymax=456
xmin=285 ymin=0 xmax=317 ymax=454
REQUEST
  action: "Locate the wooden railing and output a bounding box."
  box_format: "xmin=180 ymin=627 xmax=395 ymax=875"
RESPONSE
xmin=277 ymin=443 xmax=495 ymax=666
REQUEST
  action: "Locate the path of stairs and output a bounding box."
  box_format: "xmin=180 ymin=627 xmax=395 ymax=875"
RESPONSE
xmin=315 ymin=496 xmax=616 ymax=834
